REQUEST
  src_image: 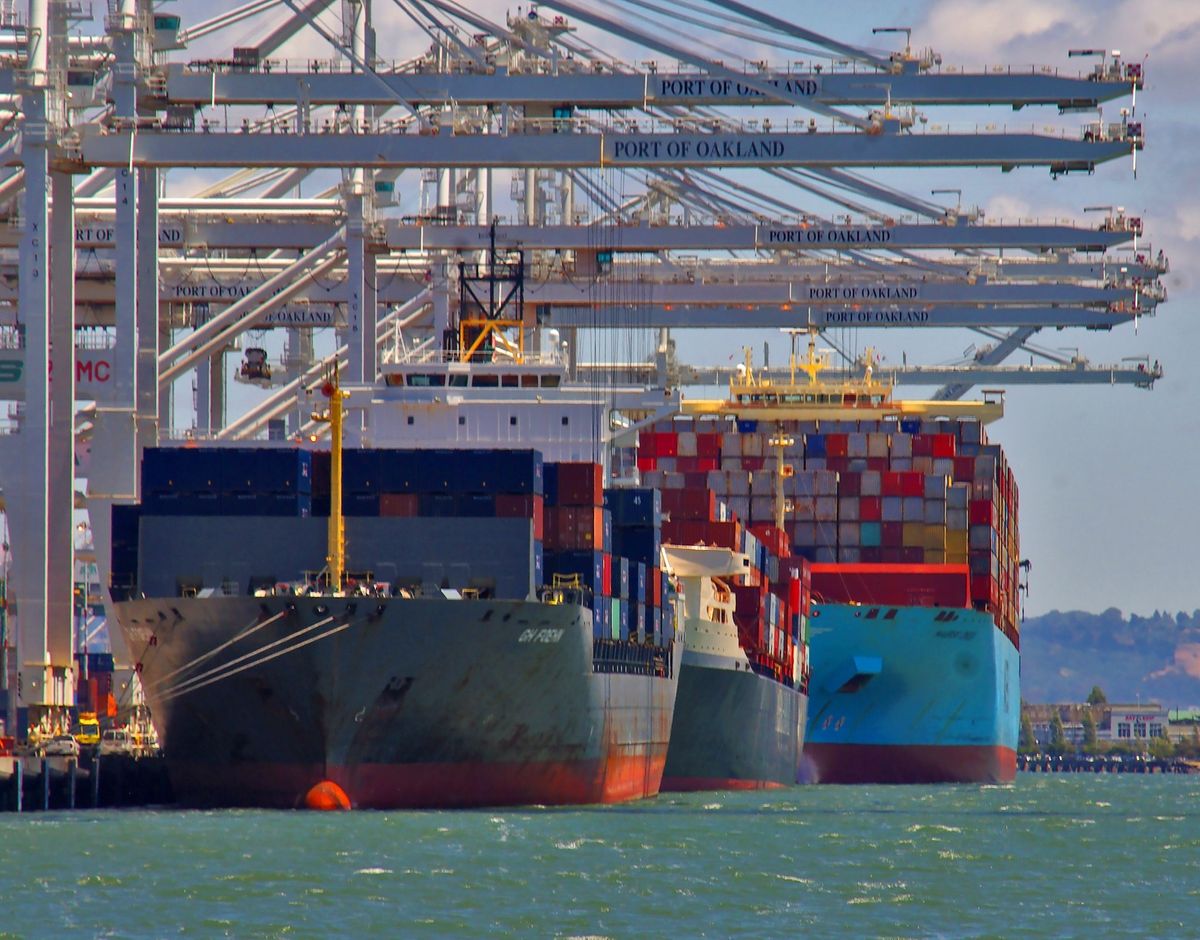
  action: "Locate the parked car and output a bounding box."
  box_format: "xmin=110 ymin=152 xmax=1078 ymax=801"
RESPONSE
xmin=98 ymin=728 xmax=134 ymax=757
xmin=43 ymin=734 xmax=81 ymax=758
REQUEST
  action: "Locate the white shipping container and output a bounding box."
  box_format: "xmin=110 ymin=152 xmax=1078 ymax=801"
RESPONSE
xmin=815 ymin=496 xmax=838 ymax=521
xmin=792 ymin=497 xmax=816 ymax=521
xmin=838 ymin=522 xmax=860 ymax=545
xmin=728 ymin=496 xmax=751 ymax=520
xmin=741 ymin=434 xmax=764 ymax=457
xmin=924 ymin=474 xmax=949 ymax=500
xmin=804 ymin=457 xmax=827 ymax=471
xmin=677 ymin=432 xmax=698 ymax=457
xmin=891 ymin=434 xmax=913 ymax=458
xmin=861 ymin=471 xmax=882 ymax=497
xmin=848 ymin=433 xmax=868 ymax=458
xmin=948 ymin=483 xmax=970 ymax=509
xmin=891 ymin=457 xmax=913 ymax=471
xmin=728 ymin=471 xmax=752 ymax=496
xmin=947 ymin=508 xmax=969 ymax=531
xmin=924 ymin=500 xmax=948 ymax=526
xmin=838 ymin=546 xmax=862 ymax=563
xmin=882 ymin=497 xmax=903 ymax=522
xmin=707 ymin=470 xmax=729 ymax=494
xmin=839 ymin=497 xmax=860 ymax=521
xmin=867 ymin=432 xmax=890 ymax=458
xmin=722 ymin=432 xmax=742 ymax=456
xmin=902 ymin=496 xmax=924 ymax=521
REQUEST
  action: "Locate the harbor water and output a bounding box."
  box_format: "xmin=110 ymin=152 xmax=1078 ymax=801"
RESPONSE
xmin=1 ymin=775 xmax=1196 ymax=937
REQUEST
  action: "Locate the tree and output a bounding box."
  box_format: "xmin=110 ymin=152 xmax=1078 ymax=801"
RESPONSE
xmin=1087 ymin=686 xmax=1108 ymax=706
xmin=1019 ymin=714 xmax=1036 ymax=754
xmin=1049 ymin=712 xmax=1068 ymax=755
xmin=1148 ymin=734 xmax=1175 ymax=761
xmin=1082 ymin=710 xmax=1098 ymax=751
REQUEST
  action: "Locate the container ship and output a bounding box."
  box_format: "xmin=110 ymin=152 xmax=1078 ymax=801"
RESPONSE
xmin=658 ymin=539 xmax=810 ymax=791
xmin=110 ymin=309 xmax=692 ymax=808
xmin=634 ymin=339 xmax=1021 ymax=784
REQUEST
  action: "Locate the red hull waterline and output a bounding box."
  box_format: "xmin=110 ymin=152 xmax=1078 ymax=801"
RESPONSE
xmin=169 ymin=751 xmax=669 ymax=810
xmin=804 ymin=744 xmax=1016 ymax=785
xmin=661 ymin=777 xmax=789 ymax=793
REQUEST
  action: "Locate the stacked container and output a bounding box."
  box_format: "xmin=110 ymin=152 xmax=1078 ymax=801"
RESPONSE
xmin=637 ymin=413 xmax=1020 ymax=643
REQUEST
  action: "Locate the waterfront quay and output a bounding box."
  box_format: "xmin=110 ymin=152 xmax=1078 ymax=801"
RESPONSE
xmin=1019 ymin=753 xmax=1198 ymax=774
xmin=2 ymin=753 xmax=172 ymax=812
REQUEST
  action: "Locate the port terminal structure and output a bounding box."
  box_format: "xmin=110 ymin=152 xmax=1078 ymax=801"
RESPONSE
xmin=0 ymin=0 xmax=1163 ymax=736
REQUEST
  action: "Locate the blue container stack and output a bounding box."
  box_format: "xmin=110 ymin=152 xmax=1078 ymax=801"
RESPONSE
xmin=142 ymin=447 xmax=312 ymax=517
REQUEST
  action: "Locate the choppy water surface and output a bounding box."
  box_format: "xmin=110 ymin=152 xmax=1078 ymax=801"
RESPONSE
xmin=2 ymin=774 xmax=1198 ymax=938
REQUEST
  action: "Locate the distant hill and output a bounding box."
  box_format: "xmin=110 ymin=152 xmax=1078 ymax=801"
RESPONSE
xmin=1020 ymin=608 xmax=1200 ymax=708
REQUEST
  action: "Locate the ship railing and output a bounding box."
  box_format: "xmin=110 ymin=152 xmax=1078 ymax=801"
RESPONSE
xmin=592 ymin=637 xmax=673 ymax=679
xmin=384 ymin=346 xmax=570 ymax=368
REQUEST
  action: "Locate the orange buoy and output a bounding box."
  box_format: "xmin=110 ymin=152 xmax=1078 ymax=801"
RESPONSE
xmin=304 ymin=780 xmax=351 ymax=811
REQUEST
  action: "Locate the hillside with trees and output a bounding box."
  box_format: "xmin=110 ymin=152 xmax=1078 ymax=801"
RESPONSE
xmin=1020 ymin=608 xmax=1200 ymax=707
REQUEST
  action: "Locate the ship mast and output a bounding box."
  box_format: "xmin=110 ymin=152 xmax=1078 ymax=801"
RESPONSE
xmin=313 ymin=364 xmax=349 ymax=591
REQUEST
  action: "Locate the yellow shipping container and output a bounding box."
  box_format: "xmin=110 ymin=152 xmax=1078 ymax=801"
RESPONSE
xmin=925 ymin=549 xmax=947 ymax=565
xmin=923 ymin=525 xmax=947 ymax=550
xmin=902 ymin=522 xmax=925 ymax=546
xmin=947 ymin=530 xmax=969 ymax=556
xmin=947 ymin=551 xmax=968 ymax=566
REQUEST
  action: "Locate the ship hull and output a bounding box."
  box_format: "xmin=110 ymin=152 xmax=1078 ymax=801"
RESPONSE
xmin=662 ymin=651 xmax=807 ymax=791
xmin=804 ymin=603 xmax=1018 ymax=785
xmin=114 ymin=595 xmax=678 ymax=809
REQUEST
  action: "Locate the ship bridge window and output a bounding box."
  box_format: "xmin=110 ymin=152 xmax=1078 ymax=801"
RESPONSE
xmin=472 ymin=375 xmax=499 ymax=387
xmin=407 ymin=374 xmax=446 ymax=387
xmin=561 ymin=415 xmax=569 ymax=426
xmin=844 ymin=394 xmax=857 ymax=404
xmin=509 ymin=416 xmax=518 ymax=426
xmin=540 ymin=376 xmax=561 ymax=388
xmin=448 ymin=374 xmax=468 ymax=387
xmin=458 ymin=415 xmax=466 ymax=426
xmin=817 ymin=394 xmax=830 ymax=404
xmin=521 ymin=375 xmax=539 ymax=388
xmin=501 ymin=375 xmax=519 ymax=387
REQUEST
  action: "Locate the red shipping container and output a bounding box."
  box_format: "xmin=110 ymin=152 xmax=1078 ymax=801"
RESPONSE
xmin=825 ymin=456 xmax=849 ymax=474
xmin=901 ymin=472 xmax=924 ymax=498
xmin=859 ymin=496 xmax=882 ymax=521
xmin=696 ymin=457 xmax=719 ymax=473
xmin=380 ymin=493 xmax=419 ymax=517
xmin=602 ymin=553 xmax=613 ymax=592
xmin=638 ymin=430 xmax=658 ymax=457
xmin=866 ymin=457 xmax=890 ymax=472
xmin=556 ymin=462 xmax=604 ymax=506
xmin=969 ymin=500 xmax=997 ymax=527
xmin=826 ymin=434 xmax=849 ymax=458
xmin=811 ymin=563 xmax=970 ymax=608
xmin=931 ymin=434 xmax=957 ymax=458
xmin=882 ymin=471 xmax=905 ymax=496
xmin=911 ymin=434 xmax=933 ymax=457
xmin=697 ymin=433 xmax=722 ymax=458
xmin=839 ymin=472 xmax=861 ymax=497
xmin=675 ymin=456 xmax=698 ymax=473
xmin=750 ymin=523 xmax=789 ymax=557
xmin=636 ymin=456 xmax=656 ymax=474
xmin=704 ymin=520 xmax=742 ymax=550
xmin=656 ymin=432 xmax=679 ymax=457
xmin=741 ymin=457 xmax=765 ymax=472
xmin=662 ymin=488 xmax=716 ymax=521
xmin=681 ymin=472 xmax=709 ymax=489
xmin=953 ymin=456 xmax=975 ymax=482
xmin=882 ymin=521 xmax=904 ymax=546
xmin=652 ymin=567 xmax=662 ymax=605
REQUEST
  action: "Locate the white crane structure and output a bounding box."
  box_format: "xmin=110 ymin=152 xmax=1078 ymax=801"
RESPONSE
xmin=0 ymin=0 xmax=1165 ymax=733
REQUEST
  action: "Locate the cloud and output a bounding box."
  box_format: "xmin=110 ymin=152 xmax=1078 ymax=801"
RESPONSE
xmin=919 ymin=0 xmax=1200 ymax=74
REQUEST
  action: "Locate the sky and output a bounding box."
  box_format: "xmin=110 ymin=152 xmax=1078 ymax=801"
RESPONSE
xmin=97 ymin=0 xmax=1200 ymax=618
